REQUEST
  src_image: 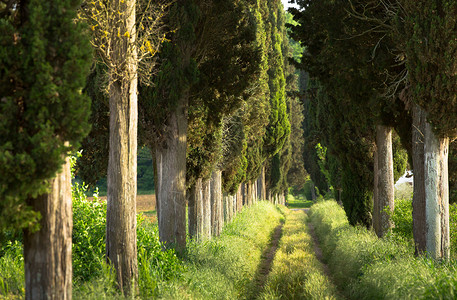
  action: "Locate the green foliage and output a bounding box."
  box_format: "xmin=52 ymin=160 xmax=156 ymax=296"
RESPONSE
xmin=402 ymin=0 xmax=457 ymax=138
xmin=72 ymin=183 xmax=106 ymax=282
xmin=0 ymin=241 xmax=24 ymax=298
xmin=75 ymin=64 xmax=109 ymax=188
xmin=0 ymin=0 xmax=92 ymax=234
xmin=449 ymin=141 xmax=457 ymax=203
xmin=72 ymin=181 xmax=182 ymax=292
xmin=392 ymin=133 xmax=409 ymax=183
xmin=449 ymin=203 xmax=457 ymax=259
xmin=263 ymin=0 xmax=291 ymax=159
xmin=390 ymin=198 xmax=414 ymax=241
xmin=137 ymin=147 xmax=155 ymax=192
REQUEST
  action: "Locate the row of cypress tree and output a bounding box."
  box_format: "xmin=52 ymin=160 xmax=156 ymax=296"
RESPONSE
xmin=1 ymin=0 xmax=306 ymax=297
xmin=289 ymin=0 xmax=457 ymax=261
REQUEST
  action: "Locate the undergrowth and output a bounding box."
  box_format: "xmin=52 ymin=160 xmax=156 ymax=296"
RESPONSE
xmin=261 ymin=208 xmax=339 ymax=299
xmin=309 ymin=200 xmax=457 ymax=299
xmin=0 ymin=188 xmax=283 ymax=299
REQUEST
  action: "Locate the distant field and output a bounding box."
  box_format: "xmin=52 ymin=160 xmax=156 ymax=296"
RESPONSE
xmin=88 ymin=194 xmax=157 ymax=222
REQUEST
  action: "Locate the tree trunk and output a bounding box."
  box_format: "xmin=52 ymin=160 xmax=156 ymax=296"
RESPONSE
xmin=424 ymin=120 xmax=450 ymax=260
xmin=311 ymin=181 xmax=317 ymax=201
xmin=236 ymin=184 xmax=243 ymax=212
xmin=24 ymin=156 xmax=72 ymax=300
xmin=373 ymin=125 xmax=395 ymax=237
xmin=188 ymin=178 xmax=203 ymax=240
xmin=155 ymin=105 xmax=187 ymax=250
xmin=259 ymin=166 xmax=266 ymax=200
xmin=241 ymin=183 xmax=247 ymax=206
xmin=373 ymin=144 xmax=379 ymax=233
xmin=246 ymin=181 xmax=252 ymax=206
xmin=151 ymin=151 xmax=160 ymax=232
xmin=106 ymin=0 xmax=138 ymax=291
xmin=412 ymin=104 xmax=426 ymax=255
xmin=202 ymin=178 xmax=212 ymax=240
xmin=211 ymin=170 xmax=223 ymax=236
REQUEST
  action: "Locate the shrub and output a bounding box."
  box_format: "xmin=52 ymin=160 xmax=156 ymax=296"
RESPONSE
xmin=390 ymin=198 xmax=413 ymax=241
xmin=72 ymin=181 xmax=182 ymax=298
xmin=72 ymin=184 xmax=107 ymax=282
xmin=0 ymin=241 xmax=24 ymax=298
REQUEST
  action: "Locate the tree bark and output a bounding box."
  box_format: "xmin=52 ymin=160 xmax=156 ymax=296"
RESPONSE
xmin=412 ymin=104 xmax=426 ymax=255
xmin=424 ymin=120 xmax=450 ymax=260
xmin=223 ymin=194 xmax=229 ymax=224
xmin=253 ymin=180 xmax=258 ymax=203
xmin=373 ymin=144 xmax=379 ymax=233
xmin=155 ymin=105 xmax=187 ymax=250
xmin=202 ymin=178 xmax=212 ymax=240
xmin=236 ymin=184 xmax=243 ymax=212
xmin=373 ymin=125 xmax=395 ymax=237
xmin=246 ymin=181 xmax=252 ymax=206
xmin=211 ymin=170 xmax=223 ymax=236
xmin=188 ymin=178 xmax=203 ymax=240
xmin=106 ymin=0 xmax=138 ymax=292
xmin=259 ymin=166 xmax=266 ymax=200
xmin=24 ymin=156 xmax=72 ymax=300
xmin=311 ymin=181 xmax=317 ymax=201
xmin=241 ymin=183 xmax=247 ymax=206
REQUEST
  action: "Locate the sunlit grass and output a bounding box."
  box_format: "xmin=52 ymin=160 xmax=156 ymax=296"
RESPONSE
xmin=309 ymin=199 xmax=457 ymax=299
xmin=158 ymin=201 xmax=284 ymax=299
xmin=261 ymin=209 xmax=339 ymax=299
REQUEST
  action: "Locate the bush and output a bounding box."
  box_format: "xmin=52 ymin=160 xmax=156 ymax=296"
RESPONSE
xmin=72 ymin=181 xmax=182 ymax=298
xmin=0 ymin=241 xmax=24 ymax=298
xmin=390 ymin=198 xmax=413 ymax=241
xmin=72 ymin=184 xmax=107 ymax=282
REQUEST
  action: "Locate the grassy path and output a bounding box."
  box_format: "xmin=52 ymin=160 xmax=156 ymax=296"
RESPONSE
xmin=259 ymin=208 xmax=340 ymax=299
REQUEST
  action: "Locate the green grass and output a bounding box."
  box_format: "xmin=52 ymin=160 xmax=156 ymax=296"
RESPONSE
xmin=286 ymin=194 xmax=313 ymax=209
xmin=308 ymin=199 xmax=457 ymax=300
xmin=158 ymin=201 xmax=284 ymax=299
xmin=261 ymin=208 xmax=339 ymax=300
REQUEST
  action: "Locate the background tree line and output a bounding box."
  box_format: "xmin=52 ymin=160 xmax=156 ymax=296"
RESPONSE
xmin=288 ymin=0 xmax=457 ymax=260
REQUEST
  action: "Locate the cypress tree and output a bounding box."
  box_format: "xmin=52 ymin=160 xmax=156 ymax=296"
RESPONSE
xmin=401 ymin=0 xmax=457 ymax=260
xmin=140 ymin=0 xmax=260 ymax=246
xmin=0 ymin=0 xmax=92 ymax=298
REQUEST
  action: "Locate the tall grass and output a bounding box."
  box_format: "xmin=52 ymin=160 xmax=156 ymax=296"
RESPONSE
xmin=158 ymin=201 xmax=283 ymax=299
xmin=261 ymin=209 xmax=339 ymax=299
xmin=309 ymin=200 xmax=457 ymax=299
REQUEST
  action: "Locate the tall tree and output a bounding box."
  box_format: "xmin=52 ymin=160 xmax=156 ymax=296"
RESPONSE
xmin=0 ymin=0 xmax=92 ymax=298
xmin=79 ymin=0 xmax=167 ymax=290
xmin=401 ymin=0 xmax=457 ymax=260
